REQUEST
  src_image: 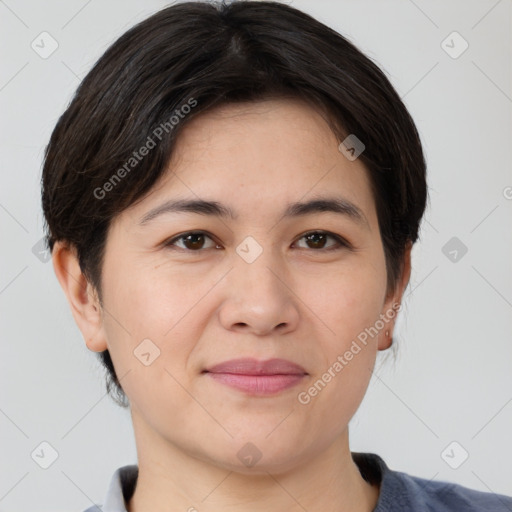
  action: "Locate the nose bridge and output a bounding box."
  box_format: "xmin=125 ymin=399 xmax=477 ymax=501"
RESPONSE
xmin=233 ymin=234 xmax=285 ymax=298
xmin=218 ymin=234 xmax=299 ymax=334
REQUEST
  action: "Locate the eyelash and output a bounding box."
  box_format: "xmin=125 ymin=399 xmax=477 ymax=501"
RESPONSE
xmin=163 ymin=230 xmax=351 ymax=253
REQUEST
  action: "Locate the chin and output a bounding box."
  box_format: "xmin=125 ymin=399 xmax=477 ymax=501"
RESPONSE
xmin=199 ymin=434 xmax=310 ymax=476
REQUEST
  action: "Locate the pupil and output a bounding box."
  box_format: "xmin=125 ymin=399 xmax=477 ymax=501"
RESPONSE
xmin=182 ymin=233 xmax=328 ymax=250
xmin=186 ymin=234 xmax=203 ymax=249
xmin=308 ymin=233 xmax=325 ymax=248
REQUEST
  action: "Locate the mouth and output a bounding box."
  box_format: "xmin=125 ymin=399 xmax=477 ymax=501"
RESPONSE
xmin=203 ymin=358 xmax=308 ymax=395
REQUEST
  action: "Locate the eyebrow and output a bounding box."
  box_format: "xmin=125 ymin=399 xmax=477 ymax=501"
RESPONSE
xmin=138 ymin=196 xmax=368 ymax=228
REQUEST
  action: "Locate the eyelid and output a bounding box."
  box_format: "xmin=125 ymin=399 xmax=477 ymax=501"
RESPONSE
xmin=293 ymin=230 xmax=352 ymax=250
xmin=163 ymin=230 xmax=220 ymax=250
xmin=163 ymin=230 xmax=352 ymax=252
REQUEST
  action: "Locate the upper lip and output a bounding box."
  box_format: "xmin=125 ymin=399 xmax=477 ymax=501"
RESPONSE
xmin=204 ymin=358 xmax=307 ymax=375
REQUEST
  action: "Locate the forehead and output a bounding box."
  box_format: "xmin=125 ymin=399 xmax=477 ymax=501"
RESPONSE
xmin=173 ymin=98 xmax=341 ymax=167
xmin=121 ymin=98 xmax=377 ymax=227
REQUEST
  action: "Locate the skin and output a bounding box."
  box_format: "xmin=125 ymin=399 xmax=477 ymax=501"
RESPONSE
xmin=53 ymin=98 xmax=411 ymax=512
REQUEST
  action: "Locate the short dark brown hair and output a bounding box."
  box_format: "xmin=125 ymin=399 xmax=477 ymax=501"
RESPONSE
xmin=41 ymin=0 xmax=428 ymax=407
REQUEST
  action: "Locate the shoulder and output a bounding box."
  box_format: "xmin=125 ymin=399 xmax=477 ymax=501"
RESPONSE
xmin=385 ymin=469 xmax=512 ymax=511
xmin=352 ymin=452 xmax=512 ymax=512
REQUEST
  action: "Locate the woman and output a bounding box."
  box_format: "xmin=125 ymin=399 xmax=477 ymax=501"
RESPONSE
xmin=41 ymin=1 xmax=512 ymax=510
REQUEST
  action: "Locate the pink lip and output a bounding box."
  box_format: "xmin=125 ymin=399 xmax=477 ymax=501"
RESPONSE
xmin=204 ymin=358 xmax=307 ymax=395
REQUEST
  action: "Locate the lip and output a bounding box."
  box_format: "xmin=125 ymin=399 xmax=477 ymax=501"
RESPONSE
xmin=203 ymin=358 xmax=308 ymax=395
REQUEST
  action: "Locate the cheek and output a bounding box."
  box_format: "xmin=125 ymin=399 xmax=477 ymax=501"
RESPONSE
xmin=294 ymin=267 xmax=385 ymax=440
xmin=99 ymin=257 xmax=225 ymax=392
xmin=102 ymin=255 xmax=214 ymax=338
xmin=311 ymin=254 xmax=388 ymax=344
xmin=98 ymin=260 xmax=182 ymax=385
xmin=296 ymin=254 xmax=386 ymax=412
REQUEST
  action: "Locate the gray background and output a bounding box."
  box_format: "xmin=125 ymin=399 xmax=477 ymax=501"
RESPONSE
xmin=1 ymin=0 xmax=511 ymax=510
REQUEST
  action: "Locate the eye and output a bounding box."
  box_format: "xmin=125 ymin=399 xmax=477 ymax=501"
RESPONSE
xmin=163 ymin=230 xmax=350 ymax=252
xmin=293 ymin=231 xmax=350 ymax=251
xmin=164 ymin=231 xmax=220 ymax=251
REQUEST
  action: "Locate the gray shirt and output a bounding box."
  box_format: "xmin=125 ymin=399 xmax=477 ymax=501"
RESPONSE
xmin=83 ymin=452 xmax=512 ymax=511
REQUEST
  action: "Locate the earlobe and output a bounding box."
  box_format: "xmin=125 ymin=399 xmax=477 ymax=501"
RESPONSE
xmin=51 ymin=241 xmax=108 ymax=353
xmin=378 ymin=241 xmax=412 ymax=351
xmin=378 ymin=326 xmax=394 ymax=351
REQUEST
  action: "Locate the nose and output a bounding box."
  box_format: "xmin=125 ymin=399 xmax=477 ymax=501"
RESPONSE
xmin=218 ymin=250 xmax=300 ymax=337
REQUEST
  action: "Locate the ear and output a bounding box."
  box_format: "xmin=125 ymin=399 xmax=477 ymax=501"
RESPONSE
xmin=378 ymin=241 xmax=412 ymax=351
xmin=52 ymin=241 xmax=108 ymax=352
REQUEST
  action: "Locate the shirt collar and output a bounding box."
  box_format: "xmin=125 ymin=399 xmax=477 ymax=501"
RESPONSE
xmin=97 ymin=453 xmax=387 ymax=511
xmin=100 ymin=464 xmax=138 ymax=512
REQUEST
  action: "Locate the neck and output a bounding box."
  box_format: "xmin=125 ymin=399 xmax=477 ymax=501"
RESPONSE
xmin=127 ymin=410 xmax=379 ymax=512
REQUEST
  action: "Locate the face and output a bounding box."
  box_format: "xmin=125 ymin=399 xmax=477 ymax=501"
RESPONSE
xmin=69 ymin=98 xmax=409 ymax=473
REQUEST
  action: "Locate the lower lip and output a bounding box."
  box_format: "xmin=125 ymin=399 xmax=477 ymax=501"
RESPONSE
xmin=206 ymin=372 xmax=305 ymax=395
